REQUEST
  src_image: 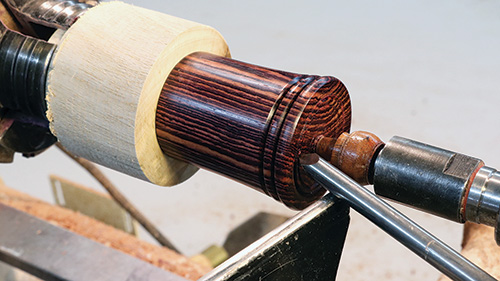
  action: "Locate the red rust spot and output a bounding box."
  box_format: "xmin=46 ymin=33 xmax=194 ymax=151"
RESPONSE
xmin=461 ymin=162 xmax=485 ymax=222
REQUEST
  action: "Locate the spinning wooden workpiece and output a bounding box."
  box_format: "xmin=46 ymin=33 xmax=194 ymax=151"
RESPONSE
xmin=156 ymin=52 xmax=351 ymax=209
xmin=47 ymin=2 xmax=353 ymax=209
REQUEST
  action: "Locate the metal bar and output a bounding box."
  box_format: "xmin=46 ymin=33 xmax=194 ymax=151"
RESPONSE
xmin=301 ymin=154 xmax=496 ymax=281
xmin=0 ymin=203 xmax=188 ymax=281
xmin=200 ymin=194 xmax=350 ymax=281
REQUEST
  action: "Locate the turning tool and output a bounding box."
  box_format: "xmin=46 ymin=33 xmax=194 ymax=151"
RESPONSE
xmin=301 ymin=154 xmax=495 ymax=281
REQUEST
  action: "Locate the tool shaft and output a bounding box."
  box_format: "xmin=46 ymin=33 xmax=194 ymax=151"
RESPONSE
xmin=302 ymin=155 xmax=496 ymax=281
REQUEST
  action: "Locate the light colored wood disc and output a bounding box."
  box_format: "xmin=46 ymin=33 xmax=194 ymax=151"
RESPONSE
xmin=47 ymin=2 xmax=230 ymax=186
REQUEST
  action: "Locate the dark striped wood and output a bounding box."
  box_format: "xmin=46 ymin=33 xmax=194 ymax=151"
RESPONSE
xmin=156 ymin=52 xmax=351 ymax=209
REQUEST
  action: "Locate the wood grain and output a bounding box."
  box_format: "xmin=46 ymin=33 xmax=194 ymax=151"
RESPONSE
xmin=47 ymin=2 xmax=230 ymax=186
xmin=156 ymin=52 xmax=351 ymax=209
xmin=317 ymin=131 xmax=385 ymax=185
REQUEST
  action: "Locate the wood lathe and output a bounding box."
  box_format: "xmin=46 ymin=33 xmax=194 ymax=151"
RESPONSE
xmin=1 ymin=1 xmax=500 ymax=280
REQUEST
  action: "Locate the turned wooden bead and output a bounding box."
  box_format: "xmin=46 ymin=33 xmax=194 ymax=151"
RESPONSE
xmin=317 ymin=131 xmax=384 ymax=185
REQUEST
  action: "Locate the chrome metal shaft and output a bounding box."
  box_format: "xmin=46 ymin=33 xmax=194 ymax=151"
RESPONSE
xmin=466 ymin=166 xmax=500 ymax=245
xmin=301 ymin=154 xmax=496 ymax=281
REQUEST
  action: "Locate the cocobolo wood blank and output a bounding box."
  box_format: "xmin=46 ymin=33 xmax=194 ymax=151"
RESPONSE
xmin=156 ymin=52 xmax=351 ymax=209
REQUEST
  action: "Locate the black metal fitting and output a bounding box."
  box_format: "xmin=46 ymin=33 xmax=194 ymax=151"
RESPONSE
xmin=0 ymin=109 xmax=56 ymax=156
xmin=0 ymin=22 xmax=57 ymax=156
xmin=0 ymin=21 xmax=55 ymax=120
xmin=373 ymin=136 xmax=483 ymax=222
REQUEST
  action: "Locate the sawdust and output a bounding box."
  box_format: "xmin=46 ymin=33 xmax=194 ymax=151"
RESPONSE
xmin=0 ymin=183 xmax=211 ymax=280
xmin=437 ymin=222 xmax=500 ymax=280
